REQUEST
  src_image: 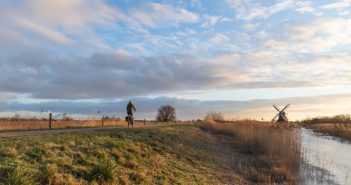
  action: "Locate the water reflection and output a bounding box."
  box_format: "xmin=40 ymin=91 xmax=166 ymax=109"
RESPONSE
xmin=300 ymin=128 xmax=351 ymax=185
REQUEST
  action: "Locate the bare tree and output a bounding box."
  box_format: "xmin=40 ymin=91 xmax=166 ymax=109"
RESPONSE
xmin=156 ymin=105 xmax=176 ymax=122
xmin=204 ymin=111 xmax=225 ymax=122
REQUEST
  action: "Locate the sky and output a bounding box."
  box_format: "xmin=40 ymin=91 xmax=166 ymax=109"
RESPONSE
xmin=0 ymin=0 xmax=351 ymax=120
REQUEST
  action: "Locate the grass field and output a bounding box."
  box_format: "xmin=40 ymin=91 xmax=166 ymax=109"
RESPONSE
xmin=0 ymin=122 xmax=301 ymax=185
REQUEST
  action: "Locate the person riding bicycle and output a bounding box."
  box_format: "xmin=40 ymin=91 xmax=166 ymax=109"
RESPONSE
xmin=126 ymin=101 xmax=136 ymax=126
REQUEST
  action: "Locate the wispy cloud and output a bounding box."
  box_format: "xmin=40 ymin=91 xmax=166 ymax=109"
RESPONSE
xmin=12 ymin=16 xmax=73 ymax=45
xmin=226 ymin=0 xmax=296 ymax=20
xmin=295 ymin=1 xmax=321 ymax=15
xmin=130 ymin=3 xmax=199 ymax=28
xmin=320 ymin=0 xmax=351 ymax=10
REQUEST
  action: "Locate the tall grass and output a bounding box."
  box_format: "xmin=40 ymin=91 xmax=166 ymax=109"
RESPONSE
xmin=198 ymin=121 xmax=301 ymax=184
xmin=0 ymin=119 xmax=183 ymax=131
xmin=309 ymin=123 xmax=351 ymax=141
xmin=302 ymin=114 xmax=351 ymax=125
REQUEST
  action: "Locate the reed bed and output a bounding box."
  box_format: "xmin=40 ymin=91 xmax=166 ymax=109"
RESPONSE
xmin=198 ymin=121 xmax=301 ymax=184
xmin=308 ymin=123 xmax=351 ymax=141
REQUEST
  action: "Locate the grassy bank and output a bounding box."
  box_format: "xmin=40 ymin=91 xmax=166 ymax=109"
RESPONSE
xmin=198 ymin=121 xmax=301 ymax=184
xmin=307 ymin=123 xmax=351 ymax=141
xmin=0 ymin=124 xmax=247 ymax=185
xmin=0 ymin=123 xmax=301 ymax=184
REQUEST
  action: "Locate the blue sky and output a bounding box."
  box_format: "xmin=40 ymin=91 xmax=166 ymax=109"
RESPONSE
xmin=0 ymin=0 xmax=351 ymax=120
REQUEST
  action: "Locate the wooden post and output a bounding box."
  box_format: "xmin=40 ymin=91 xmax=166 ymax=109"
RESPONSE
xmin=102 ymin=116 xmax=104 ymax=127
xmin=144 ymin=119 xmax=146 ymax=126
xmin=49 ymin=113 xmax=52 ymax=129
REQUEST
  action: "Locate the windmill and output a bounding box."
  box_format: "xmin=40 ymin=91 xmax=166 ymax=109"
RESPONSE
xmin=272 ymin=104 xmax=289 ymax=123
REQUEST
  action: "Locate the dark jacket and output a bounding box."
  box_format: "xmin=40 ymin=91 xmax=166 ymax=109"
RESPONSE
xmin=127 ymin=101 xmax=136 ymax=115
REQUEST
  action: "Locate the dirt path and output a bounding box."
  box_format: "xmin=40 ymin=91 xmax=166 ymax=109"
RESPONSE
xmin=0 ymin=124 xmax=173 ymax=138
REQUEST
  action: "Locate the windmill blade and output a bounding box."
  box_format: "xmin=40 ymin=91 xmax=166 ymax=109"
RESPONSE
xmin=272 ymin=113 xmax=279 ymax=122
xmin=272 ymin=104 xmax=280 ymax=112
xmin=281 ymin=104 xmax=290 ymax=112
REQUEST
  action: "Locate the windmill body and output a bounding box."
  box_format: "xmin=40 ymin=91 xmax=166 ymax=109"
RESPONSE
xmin=272 ymin=104 xmax=289 ymax=123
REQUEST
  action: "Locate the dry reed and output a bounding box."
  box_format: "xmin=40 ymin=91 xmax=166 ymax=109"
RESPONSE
xmin=0 ymin=119 xmax=185 ymax=131
xmin=198 ymin=121 xmax=301 ymax=184
xmin=309 ymin=123 xmax=351 ymax=141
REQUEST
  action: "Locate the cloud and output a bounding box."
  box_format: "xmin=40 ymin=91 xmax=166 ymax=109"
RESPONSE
xmin=202 ymin=14 xmax=232 ymax=27
xmin=0 ymin=0 xmax=131 ymax=51
xmin=320 ymin=0 xmax=351 ymax=10
xmin=130 ymin=3 xmax=199 ymax=28
xmin=226 ymin=0 xmax=296 ymax=20
xmin=1 ymin=47 xmax=351 ymax=100
xmin=12 ymin=16 xmax=73 ymax=45
xmin=0 ymin=93 xmax=16 ymax=101
xmin=295 ymin=1 xmax=321 ymax=15
xmin=261 ymin=18 xmax=351 ymax=53
xmin=210 ymin=33 xmax=231 ymax=44
xmin=0 ymin=50 xmax=237 ymax=99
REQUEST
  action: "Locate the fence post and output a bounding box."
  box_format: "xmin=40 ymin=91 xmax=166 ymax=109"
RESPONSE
xmin=102 ymin=116 xmax=104 ymax=127
xmin=49 ymin=113 xmax=52 ymax=129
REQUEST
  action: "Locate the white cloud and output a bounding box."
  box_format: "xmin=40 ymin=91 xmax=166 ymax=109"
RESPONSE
xmin=243 ymin=23 xmax=260 ymax=31
xmin=131 ymin=3 xmax=199 ymax=28
xmin=210 ymin=33 xmax=231 ymax=45
xmin=202 ymin=15 xmax=221 ymax=27
xmin=295 ymin=1 xmax=321 ymax=15
xmin=262 ymin=18 xmax=351 ymax=53
xmin=226 ymin=0 xmax=296 ymax=20
xmin=320 ymin=0 xmax=351 ymax=10
xmin=0 ymin=93 xmax=16 ymax=101
xmin=12 ymin=16 xmax=73 ymax=45
xmin=0 ymin=0 xmax=133 ymax=50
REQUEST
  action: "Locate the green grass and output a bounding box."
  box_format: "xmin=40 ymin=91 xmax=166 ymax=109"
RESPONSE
xmin=0 ymin=125 xmax=244 ymax=185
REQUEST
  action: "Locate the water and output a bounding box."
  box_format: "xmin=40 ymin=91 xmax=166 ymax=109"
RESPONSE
xmin=300 ymin=128 xmax=351 ymax=185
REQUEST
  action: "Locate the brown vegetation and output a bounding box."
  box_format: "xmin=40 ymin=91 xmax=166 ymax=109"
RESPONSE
xmin=301 ymin=114 xmax=351 ymax=141
xmin=0 ymin=119 xmax=182 ymax=131
xmin=302 ymin=114 xmax=351 ymax=125
xmin=308 ymin=123 xmax=351 ymax=141
xmin=204 ymin=111 xmax=225 ymax=122
xmin=197 ymin=121 xmax=301 ymax=184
